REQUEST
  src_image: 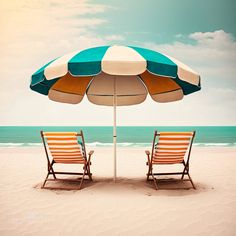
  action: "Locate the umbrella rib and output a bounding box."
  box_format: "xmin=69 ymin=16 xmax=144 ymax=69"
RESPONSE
xmin=152 ymin=88 xmax=183 ymax=95
xmin=87 ymin=94 xmax=146 ymax=97
xmin=50 ymin=88 xmax=83 ymax=96
xmin=40 ymin=82 xmax=50 ymax=87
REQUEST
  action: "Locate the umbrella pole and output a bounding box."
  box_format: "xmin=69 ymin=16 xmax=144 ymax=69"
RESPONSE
xmin=113 ymin=76 xmax=117 ymax=182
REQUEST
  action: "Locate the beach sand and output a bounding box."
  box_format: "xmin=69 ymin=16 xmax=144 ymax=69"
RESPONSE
xmin=0 ymin=146 xmax=236 ymax=236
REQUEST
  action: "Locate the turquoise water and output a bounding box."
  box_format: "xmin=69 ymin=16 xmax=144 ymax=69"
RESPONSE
xmin=0 ymin=126 xmax=236 ymax=147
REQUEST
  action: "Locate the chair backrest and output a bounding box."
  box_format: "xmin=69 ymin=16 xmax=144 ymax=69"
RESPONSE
xmin=151 ymin=131 xmax=195 ymax=164
xmin=41 ymin=131 xmax=87 ymax=163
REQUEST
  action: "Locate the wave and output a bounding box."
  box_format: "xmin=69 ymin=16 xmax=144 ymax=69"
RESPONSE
xmin=0 ymin=143 xmax=26 ymax=146
xmin=0 ymin=143 xmax=42 ymax=147
xmin=193 ymin=143 xmax=232 ymax=146
xmin=0 ymin=142 xmax=151 ymax=147
xmin=86 ymin=142 xmax=152 ymax=147
xmin=27 ymin=143 xmax=43 ymax=146
xmin=0 ymin=142 xmax=236 ymax=147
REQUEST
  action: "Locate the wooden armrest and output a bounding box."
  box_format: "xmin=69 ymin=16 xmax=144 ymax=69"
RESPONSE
xmin=145 ymin=150 xmax=150 ymax=156
xmin=88 ymin=150 xmax=94 ymax=156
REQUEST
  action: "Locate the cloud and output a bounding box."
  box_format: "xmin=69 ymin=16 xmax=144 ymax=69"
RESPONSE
xmin=189 ymin=30 xmax=236 ymax=50
xmin=0 ymin=0 xmax=109 ymax=56
xmin=0 ymin=0 xmax=114 ymax=125
xmin=140 ymin=30 xmax=236 ymax=125
xmin=0 ymin=1 xmax=111 ymax=82
xmin=0 ymin=0 xmax=235 ymax=128
xmin=143 ymin=30 xmax=236 ymax=89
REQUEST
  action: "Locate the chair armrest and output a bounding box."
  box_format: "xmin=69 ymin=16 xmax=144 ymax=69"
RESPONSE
xmin=145 ymin=150 xmax=150 ymax=156
xmin=86 ymin=150 xmax=94 ymax=165
xmin=145 ymin=150 xmax=151 ymax=165
xmin=88 ymin=150 xmax=94 ymax=156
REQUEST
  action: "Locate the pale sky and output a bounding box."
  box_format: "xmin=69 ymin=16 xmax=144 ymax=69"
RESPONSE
xmin=0 ymin=0 xmax=236 ymax=126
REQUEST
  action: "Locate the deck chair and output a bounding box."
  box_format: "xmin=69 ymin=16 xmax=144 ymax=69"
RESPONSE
xmin=145 ymin=131 xmax=196 ymax=190
xmin=41 ymin=131 xmax=93 ymax=190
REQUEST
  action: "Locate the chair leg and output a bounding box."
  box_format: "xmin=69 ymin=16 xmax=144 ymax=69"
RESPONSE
xmin=146 ymin=162 xmax=158 ymax=189
xmin=181 ymin=163 xmax=196 ymax=189
xmin=146 ymin=170 xmax=150 ymax=181
xmin=48 ymin=161 xmax=57 ymax=179
xmin=187 ymin=173 xmax=196 ymax=189
xmin=42 ymin=161 xmax=56 ymax=188
xmin=146 ymin=164 xmax=152 ymax=181
xmin=181 ymin=162 xmax=187 ymax=179
xmin=86 ymin=163 xmax=92 ymax=181
xmin=152 ymin=174 xmax=158 ymax=190
xmin=42 ymin=161 xmax=92 ymax=190
xmin=42 ymin=172 xmax=49 ymax=188
xmin=150 ymin=167 xmax=158 ymax=190
xmin=79 ymin=165 xmax=87 ymax=190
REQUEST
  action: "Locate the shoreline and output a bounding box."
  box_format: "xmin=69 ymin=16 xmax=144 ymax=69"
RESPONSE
xmin=1 ymin=144 xmax=236 ymax=148
xmin=1 ymin=146 xmax=236 ymax=156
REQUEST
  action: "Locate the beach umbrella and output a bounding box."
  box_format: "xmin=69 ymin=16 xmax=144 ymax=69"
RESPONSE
xmin=30 ymin=45 xmax=201 ymax=181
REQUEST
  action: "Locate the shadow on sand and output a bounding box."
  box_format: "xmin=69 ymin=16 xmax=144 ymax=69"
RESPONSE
xmin=34 ymin=176 xmax=213 ymax=197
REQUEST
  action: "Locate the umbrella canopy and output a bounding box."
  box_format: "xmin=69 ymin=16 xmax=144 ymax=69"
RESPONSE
xmin=30 ymin=45 xmax=201 ymax=180
xmin=31 ymin=45 xmax=200 ymax=105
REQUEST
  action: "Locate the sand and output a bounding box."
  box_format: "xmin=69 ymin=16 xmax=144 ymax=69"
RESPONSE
xmin=0 ymin=146 xmax=236 ymax=236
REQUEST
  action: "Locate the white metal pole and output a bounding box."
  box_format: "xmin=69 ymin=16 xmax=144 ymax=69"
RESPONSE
xmin=113 ymin=76 xmax=117 ymax=181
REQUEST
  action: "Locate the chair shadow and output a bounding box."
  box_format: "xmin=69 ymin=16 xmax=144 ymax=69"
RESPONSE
xmin=33 ymin=176 xmax=94 ymax=191
xmin=90 ymin=176 xmax=212 ymax=197
xmin=34 ymin=176 xmax=212 ymax=196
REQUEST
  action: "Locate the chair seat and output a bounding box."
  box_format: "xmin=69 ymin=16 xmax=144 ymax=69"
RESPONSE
xmin=54 ymin=158 xmax=85 ymax=164
xmin=152 ymin=153 xmax=185 ymax=164
xmin=152 ymin=159 xmax=183 ymax=164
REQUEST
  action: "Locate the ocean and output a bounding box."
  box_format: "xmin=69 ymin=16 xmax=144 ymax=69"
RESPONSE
xmin=0 ymin=126 xmax=236 ymax=147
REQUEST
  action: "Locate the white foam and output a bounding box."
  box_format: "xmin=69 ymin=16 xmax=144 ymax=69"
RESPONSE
xmin=27 ymin=143 xmax=43 ymax=146
xmin=204 ymin=143 xmax=230 ymax=146
xmin=0 ymin=143 xmax=25 ymax=146
xmin=86 ymin=142 xmax=113 ymax=147
xmin=0 ymin=142 xmax=235 ymax=147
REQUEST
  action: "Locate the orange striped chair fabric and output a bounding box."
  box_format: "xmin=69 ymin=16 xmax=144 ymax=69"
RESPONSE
xmin=43 ymin=132 xmax=85 ymax=164
xmin=152 ymin=132 xmax=194 ymax=164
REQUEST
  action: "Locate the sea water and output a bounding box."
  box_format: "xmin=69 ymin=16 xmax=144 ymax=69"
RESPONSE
xmin=0 ymin=126 xmax=236 ymax=147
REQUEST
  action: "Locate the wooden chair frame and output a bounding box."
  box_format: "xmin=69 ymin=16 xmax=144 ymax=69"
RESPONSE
xmin=41 ymin=130 xmax=93 ymax=190
xmin=145 ymin=130 xmax=196 ymax=190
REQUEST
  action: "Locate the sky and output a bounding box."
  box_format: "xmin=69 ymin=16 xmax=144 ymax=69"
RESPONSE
xmin=0 ymin=0 xmax=236 ymax=126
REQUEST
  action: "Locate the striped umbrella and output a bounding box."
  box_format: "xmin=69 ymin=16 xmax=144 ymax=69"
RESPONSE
xmin=30 ymin=45 xmax=201 ymax=180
